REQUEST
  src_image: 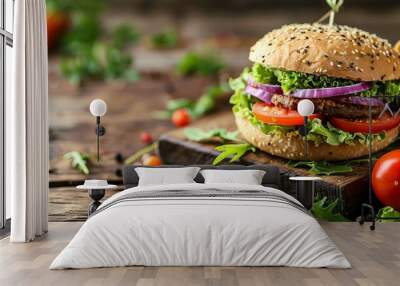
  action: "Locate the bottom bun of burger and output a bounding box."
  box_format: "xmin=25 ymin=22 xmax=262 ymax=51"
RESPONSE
xmin=235 ymin=114 xmax=399 ymax=161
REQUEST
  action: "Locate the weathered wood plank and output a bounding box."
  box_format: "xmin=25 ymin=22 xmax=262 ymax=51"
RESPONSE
xmin=49 ymin=187 xmax=122 ymax=222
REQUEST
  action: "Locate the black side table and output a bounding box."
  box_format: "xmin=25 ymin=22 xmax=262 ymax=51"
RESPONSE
xmin=77 ymin=180 xmax=117 ymax=216
xmin=289 ymin=176 xmax=322 ymax=209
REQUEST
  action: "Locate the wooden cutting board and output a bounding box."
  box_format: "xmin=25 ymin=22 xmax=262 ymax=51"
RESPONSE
xmin=158 ymin=111 xmax=372 ymax=218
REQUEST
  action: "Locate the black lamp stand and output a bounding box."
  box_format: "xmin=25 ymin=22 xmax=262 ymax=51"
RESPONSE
xmin=95 ymin=116 xmax=106 ymax=162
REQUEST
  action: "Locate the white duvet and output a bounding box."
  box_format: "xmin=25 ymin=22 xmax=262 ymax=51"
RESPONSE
xmin=50 ymin=183 xmax=350 ymax=269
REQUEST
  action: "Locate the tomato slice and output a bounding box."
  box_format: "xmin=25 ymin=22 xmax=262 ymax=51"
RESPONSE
xmin=330 ymin=114 xmax=400 ymax=133
xmin=252 ymin=102 xmax=321 ymax=126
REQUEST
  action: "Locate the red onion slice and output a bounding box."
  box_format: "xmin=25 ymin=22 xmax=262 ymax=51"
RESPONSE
xmin=247 ymin=77 xmax=283 ymax=95
xmin=290 ymin=82 xmax=371 ymax=98
xmin=336 ymin=96 xmax=385 ymax=106
xmin=245 ymin=85 xmax=274 ymax=104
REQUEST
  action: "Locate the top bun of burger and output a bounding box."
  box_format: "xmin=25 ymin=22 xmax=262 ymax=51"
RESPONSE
xmin=249 ymin=23 xmax=400 ymax=81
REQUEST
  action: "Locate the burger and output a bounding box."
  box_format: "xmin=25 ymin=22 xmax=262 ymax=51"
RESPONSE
xmin=230 ymin=23 xmax=400 ymax=161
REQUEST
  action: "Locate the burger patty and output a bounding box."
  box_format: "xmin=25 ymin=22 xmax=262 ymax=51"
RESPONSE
xmin=271 ymin=94 xmax=382 ymax=119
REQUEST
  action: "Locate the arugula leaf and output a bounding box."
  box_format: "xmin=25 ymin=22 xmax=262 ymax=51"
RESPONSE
xmin=213 ymin=143 xmax=255 ymax=165
xmin=151 ymin=29 xmax=178 ymax=49
xmin=288 ymin=160 xmax=352 ymax=175
xmin=377 ymin=206 xmax=400 ymax=222
xmin=64 ymin=151 xmax=90 ymax=175
xmin=177 ymin=51 xmax=225 ymax=76
xmin=184 ymin=128 xmax=238 ymax=142
xmin=311 ymin=197 xmax=349 ymax=221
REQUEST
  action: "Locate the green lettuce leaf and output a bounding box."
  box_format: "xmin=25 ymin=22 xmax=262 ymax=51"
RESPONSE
xmin=251 ymin=63 xmax=400 ymax=100
xmin=307 ymin=118 xmax=385 ymax=146
xmin=229 ymin=68 xmax=386 ymax=146
xmin=229 ymin=68 xmax=293 ymax=136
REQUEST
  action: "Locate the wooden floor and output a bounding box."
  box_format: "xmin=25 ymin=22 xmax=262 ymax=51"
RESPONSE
xmin=0 ymin=222 xmax=399 ymax=286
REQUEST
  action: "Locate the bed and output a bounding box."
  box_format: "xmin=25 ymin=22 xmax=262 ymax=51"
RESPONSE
xmin=50 ymin=165 xmax=350 ymax=269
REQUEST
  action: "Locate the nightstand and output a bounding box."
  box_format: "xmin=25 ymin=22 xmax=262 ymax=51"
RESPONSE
xmin=289 ymin=176 xmax=322 ymax=209
xmin=77 ymin=180 xmax=117 ymax=216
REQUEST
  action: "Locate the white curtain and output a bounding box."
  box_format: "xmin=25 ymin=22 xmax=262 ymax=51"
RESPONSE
xmin=8 ymin=0 xmax=49 ymax=242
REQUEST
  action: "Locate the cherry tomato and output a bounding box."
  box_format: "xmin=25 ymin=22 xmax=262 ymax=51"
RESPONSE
xmin=252 ymin=102 xmax=321 ymax=126
xmin=372 ymin=150 xmax=400 ymax=211
xmin=330 ymin=114 xmax=400 ymax=134
xmin=140 ymin=132 xmax=153 ymax=144
xmin=142 ymin=154 xmax=162 ymax=166
xmin=47 ymin=11 xmax=70 ymax=51
xmin=172 ymin=109 xmax=191 ymax=127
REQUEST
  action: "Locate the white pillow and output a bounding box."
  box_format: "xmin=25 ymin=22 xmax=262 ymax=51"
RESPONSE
xmin=200 ymin=169 xmax=266 ymax=185
xmin=136 ymin=167 xmax=200 ymax=186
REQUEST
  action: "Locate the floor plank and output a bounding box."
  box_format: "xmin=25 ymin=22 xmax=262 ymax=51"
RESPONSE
xmin=1 ymin=222 xmax=399 ymax=286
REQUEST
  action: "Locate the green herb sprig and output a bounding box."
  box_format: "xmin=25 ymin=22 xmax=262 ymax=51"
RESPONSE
xmin=377 ymin=206 xmax=400 ymax=222
xmin=154 ymin=83 xmax=230 ymax=120
xmin=213 ymin=143 xmax=256 ymax=165
xmin=311 ymin=197 xmax=349 ymax=221
xmin=56 ymin=0 xmax=140 ymax=86
xmin=177 ymin=51 xmax=225 ymax=77
xmin=64 ymin=151 xmax=90 ymax=175
xmin=151 ymin=29 xmax=178 ymax=49
xmin=288 ymin=160 xmax=353 ymax=176
xmin=184 ymin=128 xmax=238 ymax=143
xmin=124 ymin=143 xmax=157 ymax=165
xmin=317 ymin=0 xmax=344 ymax=26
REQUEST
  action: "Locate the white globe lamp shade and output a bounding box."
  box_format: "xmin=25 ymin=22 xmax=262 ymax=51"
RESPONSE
xmin=297 ymin=99 xmax=315 ymax=117
xmin=90 ymin=99 xmax=107 ymax=117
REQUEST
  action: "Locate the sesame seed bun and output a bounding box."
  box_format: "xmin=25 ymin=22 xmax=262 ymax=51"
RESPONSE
xmin=235 ymin=113 xmax=399 ymax=161
xmin=249 ymin=23 xmax=400 ymax=81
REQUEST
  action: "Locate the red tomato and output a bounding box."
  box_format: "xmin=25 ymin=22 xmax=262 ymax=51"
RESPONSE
xmin=47 ymin=11 xmax=70 ymax=51
xmin=140 ymin=132 xmax=153 ymax=144
xmin=330 ymin=114 xmax=400 ymax=134
xmin=172 ymin=109 xmax=191 ymax=127
xmin=372 ymin=150 xmax=400 ymax=211
xmin=252 ymin=102 xmax=321 ymax=126
xmin=142 ymin=154 xmax=162 ymax=166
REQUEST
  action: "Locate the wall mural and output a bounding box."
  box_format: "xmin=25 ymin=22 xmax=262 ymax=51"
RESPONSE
xmin=47 ymin=0 xmax=400 ymax=223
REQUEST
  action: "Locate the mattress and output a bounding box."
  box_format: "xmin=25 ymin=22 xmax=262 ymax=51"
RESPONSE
xmin=50 ymin=183 xmax=350 ymax=269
